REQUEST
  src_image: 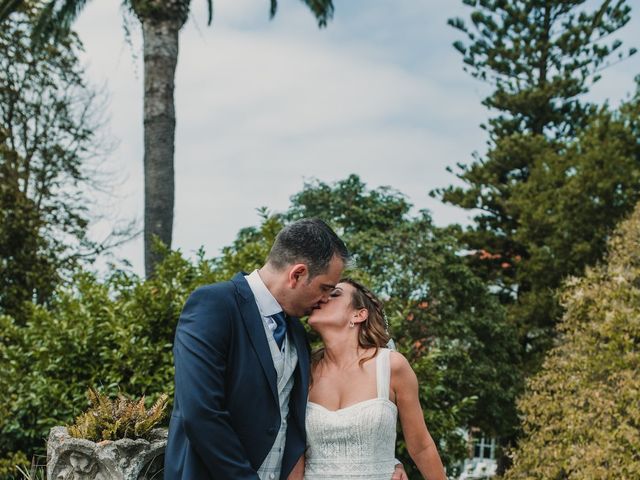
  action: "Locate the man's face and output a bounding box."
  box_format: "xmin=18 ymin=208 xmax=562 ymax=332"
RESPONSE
xmin=288 ymin=255 xmax=344 ymax=317
xmin=307 ymin=282 xmax=358 ymax=332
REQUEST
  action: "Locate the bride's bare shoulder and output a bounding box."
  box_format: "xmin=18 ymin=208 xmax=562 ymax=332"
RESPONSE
xmin=389 ymin=350 xmax=418 ymax=386
xmin=389 ymin=349 xmax=410 ymax=369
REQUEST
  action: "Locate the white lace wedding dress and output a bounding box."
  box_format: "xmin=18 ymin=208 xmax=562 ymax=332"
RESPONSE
xmin=304 ymin=348 xmax=398 ymax=479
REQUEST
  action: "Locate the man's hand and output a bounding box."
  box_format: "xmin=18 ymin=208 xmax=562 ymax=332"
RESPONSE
xmin=392 ymin=463 xmax=408 ymax=480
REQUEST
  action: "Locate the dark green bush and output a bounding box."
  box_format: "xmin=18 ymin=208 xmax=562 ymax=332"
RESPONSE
xmin=0 ymin=247 xmax=219 ymax=477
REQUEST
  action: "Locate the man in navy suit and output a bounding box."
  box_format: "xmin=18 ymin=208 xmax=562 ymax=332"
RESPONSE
xmin=164 ymin=219 xmax=348 ymax=479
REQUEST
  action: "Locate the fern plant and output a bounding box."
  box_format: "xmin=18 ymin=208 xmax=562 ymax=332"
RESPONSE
xmin=67 ymin=388 xmax=168 ymax=442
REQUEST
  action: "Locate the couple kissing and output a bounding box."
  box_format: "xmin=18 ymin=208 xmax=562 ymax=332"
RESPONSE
xmin=164 ymin=219 xmax=446 ymax=480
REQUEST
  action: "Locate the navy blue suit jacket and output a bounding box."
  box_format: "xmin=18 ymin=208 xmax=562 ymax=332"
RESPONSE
xmin=164 ymin=273 xmax=311 ymax=479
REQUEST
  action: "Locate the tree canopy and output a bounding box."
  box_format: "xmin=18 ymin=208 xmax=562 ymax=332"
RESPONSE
xmin=0 ymin=4 xmax=103 ymax=322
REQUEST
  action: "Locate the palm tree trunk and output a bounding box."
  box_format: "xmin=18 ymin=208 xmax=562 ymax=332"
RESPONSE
xmin=141 ymin=18 xmax=180 ymax=277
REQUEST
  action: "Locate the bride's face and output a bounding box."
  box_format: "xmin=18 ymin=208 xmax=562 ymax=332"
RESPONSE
xmin=308 ymin=282 xmax=358 ymax=331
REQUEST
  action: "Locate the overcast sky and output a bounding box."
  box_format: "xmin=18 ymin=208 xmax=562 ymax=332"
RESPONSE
xmin=73 ymin=0 xmax=640 ymax=275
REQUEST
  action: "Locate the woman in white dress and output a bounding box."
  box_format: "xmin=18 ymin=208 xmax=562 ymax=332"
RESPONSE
xmin=289 ymin=278 xmax=447 ymax=480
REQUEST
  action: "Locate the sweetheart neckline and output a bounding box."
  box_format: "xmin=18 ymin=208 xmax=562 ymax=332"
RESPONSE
xmin=307 ymin=397 xmax=397 ymax=413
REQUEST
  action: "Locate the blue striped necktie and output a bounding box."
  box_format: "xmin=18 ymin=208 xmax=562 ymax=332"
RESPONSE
xmin=271 ymin=311 xmax=287 ymax=349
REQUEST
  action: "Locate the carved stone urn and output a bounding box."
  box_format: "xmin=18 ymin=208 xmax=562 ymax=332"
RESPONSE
xmin=46 ymin=426 xmax=167 ymax=480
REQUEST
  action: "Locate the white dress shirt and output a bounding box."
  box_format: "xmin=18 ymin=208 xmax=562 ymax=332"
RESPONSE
xmin=245 ymin=269 xmax=285 ymax=349
xmin=245 ymin=269 xmax=297 ymax=479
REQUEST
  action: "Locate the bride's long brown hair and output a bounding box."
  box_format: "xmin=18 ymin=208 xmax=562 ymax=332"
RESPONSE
xmin=311 ymin=278 xmax=390 ymax=371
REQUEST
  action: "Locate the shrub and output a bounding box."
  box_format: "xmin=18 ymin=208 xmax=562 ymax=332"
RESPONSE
xmin=0 ymin=452 xmax=29 ymax=479
xmin=0 ymin=247 xmax=219 ymax=476
xmin=504 ymin=203 xmax=640 ymax=479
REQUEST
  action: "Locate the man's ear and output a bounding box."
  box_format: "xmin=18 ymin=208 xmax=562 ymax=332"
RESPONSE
xmin=288 ymin=263 xmax=308 ymax=287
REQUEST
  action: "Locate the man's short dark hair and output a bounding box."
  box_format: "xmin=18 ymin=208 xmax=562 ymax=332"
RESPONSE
xmin=267 ymin=218 xmax=349 ymax=279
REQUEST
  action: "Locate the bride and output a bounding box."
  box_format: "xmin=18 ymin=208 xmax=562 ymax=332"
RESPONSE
xmin=289 ymin=278 xmax=447 ymax=480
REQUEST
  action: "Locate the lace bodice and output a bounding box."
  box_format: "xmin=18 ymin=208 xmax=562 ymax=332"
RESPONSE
xmin=304 ymin=348 xmax=398 ymax=479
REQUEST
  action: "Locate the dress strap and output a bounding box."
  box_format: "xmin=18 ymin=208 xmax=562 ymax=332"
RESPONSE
xmin=376 ymin=348 xmax=391 ymax=400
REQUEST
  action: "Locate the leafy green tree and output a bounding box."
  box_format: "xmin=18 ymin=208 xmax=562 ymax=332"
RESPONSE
xmin=435 ymin=0 xmax=639 ymax=370
xmin=285 ymin=175 xmax=522 ymax=476
xmin=504 ymin=201 xmax=640 ymax=480
xmin=0 ymin=5 xmax=101 ymax=322
xmin=212 ymin=209 xmax=283 ymax=280
xmin=0 ymin=0 xmax=335 ymax=277
xmin=508 ymin=93 xmax=640 ymax=356
xmin=439 ymin=83 xmax=640 ymax=371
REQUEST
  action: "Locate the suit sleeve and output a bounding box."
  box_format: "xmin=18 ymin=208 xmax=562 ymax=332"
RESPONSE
xmin=173 ymin=285 xmax=260 ymax=479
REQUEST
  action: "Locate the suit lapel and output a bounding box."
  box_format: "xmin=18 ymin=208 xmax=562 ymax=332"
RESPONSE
xmin=231 ymin=273 xmax=278 ymax=402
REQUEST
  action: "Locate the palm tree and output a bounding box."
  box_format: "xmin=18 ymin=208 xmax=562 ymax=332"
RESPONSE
xmin=0 ymin=0 xmax=334 ymax=276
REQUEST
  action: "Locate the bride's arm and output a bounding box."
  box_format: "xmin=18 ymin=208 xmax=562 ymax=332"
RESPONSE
xmin=391 ymin=351 xmax=447 ymax=480
xmin=287 ymin=455 xmax=305 ymax=480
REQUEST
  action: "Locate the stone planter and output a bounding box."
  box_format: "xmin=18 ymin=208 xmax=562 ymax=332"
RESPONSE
xmin=47 ymin=426 xmax=167 ymax=480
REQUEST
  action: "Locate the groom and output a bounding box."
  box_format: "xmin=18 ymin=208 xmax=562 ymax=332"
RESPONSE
xmin=164 ymin=218 xmax=407 ymax=479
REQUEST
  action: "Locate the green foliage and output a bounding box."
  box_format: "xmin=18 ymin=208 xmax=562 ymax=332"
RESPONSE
xmin=0 ymin=452 xmax=28 ymax=479
xmin=285 ymin=175 xmax=522 ymax=474
xmin=510 ymin=97 xmax=640 ymax=359
xmin=504 ymin=202 xmax=640 ymax=479
xmin=67 ymin=387 xmax=168 ymax=441
xmin=14 ymin=464 xmax=44 ymax=480
xmin=438 ymin=0 xmax=639 ymax=381
xmin=0 ymin=4 xmax=103 ymax=322
xmin=0 ymin=248 xmax=218 ymax=473
xmin=439 ymin=87 xmax=640 ymax=370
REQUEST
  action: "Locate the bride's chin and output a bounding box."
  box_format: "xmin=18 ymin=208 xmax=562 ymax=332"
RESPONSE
xmin=307 ymin=317 xmax=325 ymax=332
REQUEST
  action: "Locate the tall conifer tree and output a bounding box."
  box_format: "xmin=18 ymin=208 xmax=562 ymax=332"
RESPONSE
xmin=434 ymin=0 xmax=638 ymax=371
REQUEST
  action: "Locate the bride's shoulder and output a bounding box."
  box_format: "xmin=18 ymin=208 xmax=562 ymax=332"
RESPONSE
xmin=388 ymin=349 xmax=412 ymax=374
xmin=388 ymin=350 xmax=418 ymax=389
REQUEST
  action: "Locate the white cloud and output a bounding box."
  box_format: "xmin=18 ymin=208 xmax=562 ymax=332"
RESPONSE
xmin=73 ymin=0 xmax=639 ymax=275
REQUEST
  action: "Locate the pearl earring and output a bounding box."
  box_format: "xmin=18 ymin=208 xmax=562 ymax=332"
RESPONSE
xmin=349 ymin=320 xmax=355 ymax=328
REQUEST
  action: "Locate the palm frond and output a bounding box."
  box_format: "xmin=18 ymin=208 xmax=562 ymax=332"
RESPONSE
xmin=22 ymin=0 xmax=94 ymax=46
xmin=269 ymin=0 xmax=333 ymax=27
xmin=269 ymin=0 xmax=277 ymax=19
xmin=300 ymin=0 xmax=334 ymax=27
xmin=0 ymin=0 xmax=25 ymax=22
xmin=54 ymin=0 xmax=91 ymax=32
xmin=205 ymin=0 xmax=213 ymax=25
